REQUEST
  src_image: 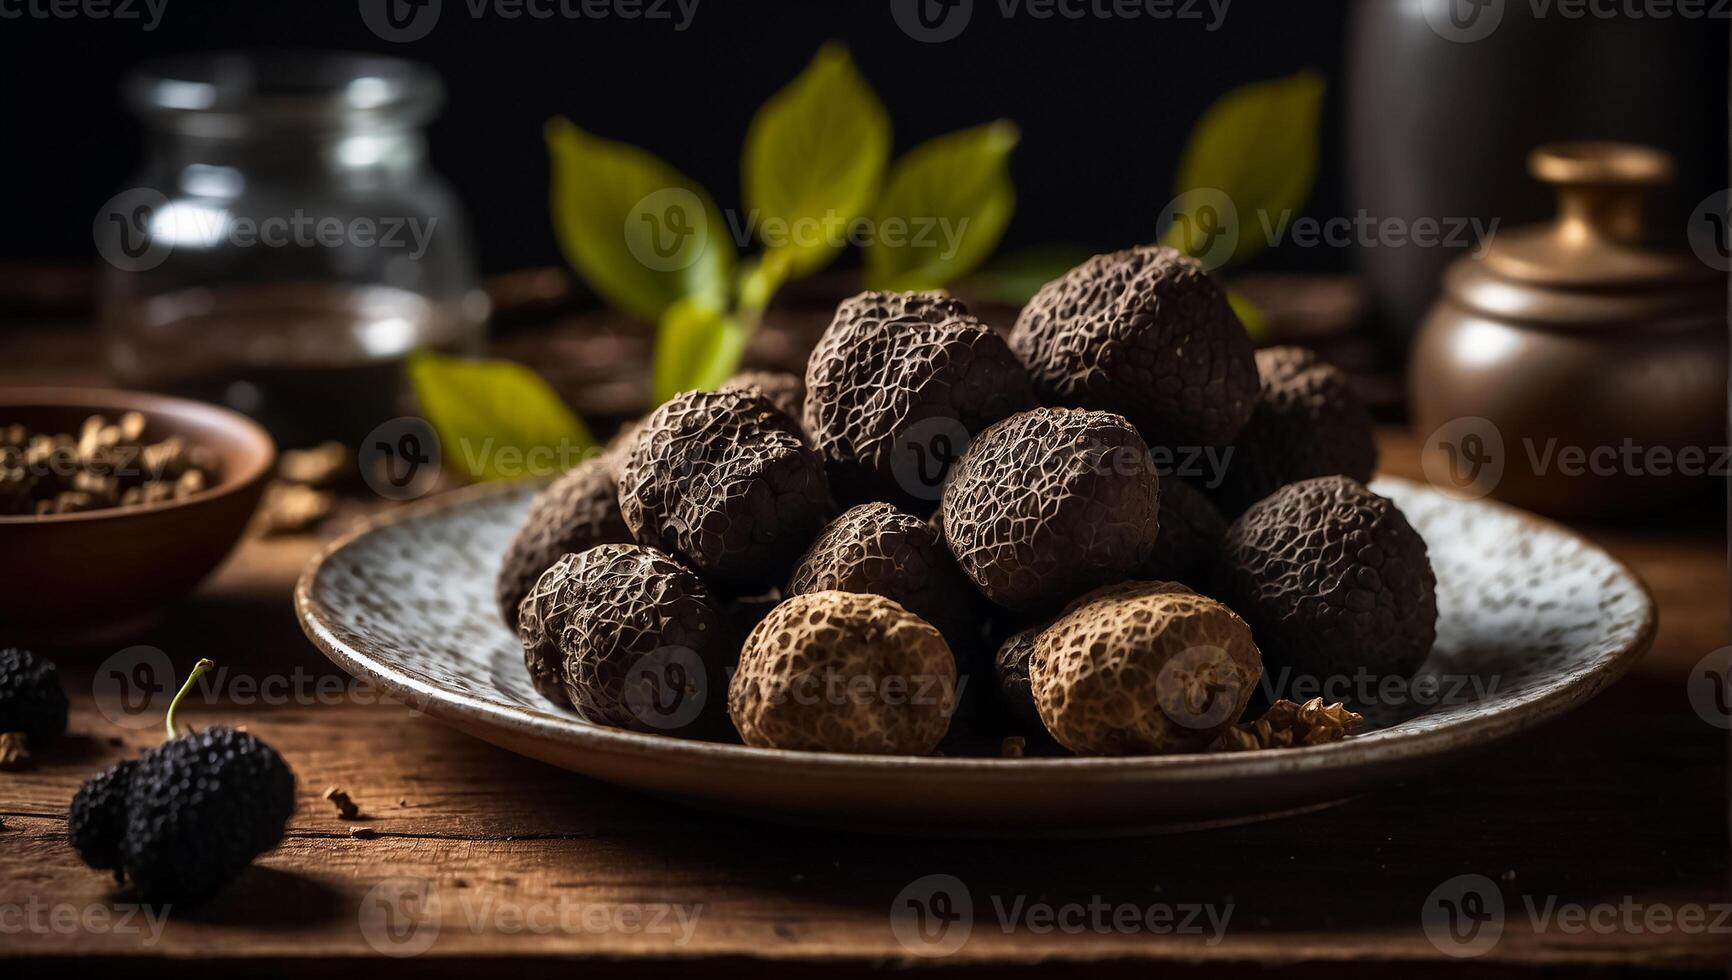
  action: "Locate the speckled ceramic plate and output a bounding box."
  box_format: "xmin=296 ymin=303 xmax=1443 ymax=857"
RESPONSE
xmin=295 ymin=477 xmax=1654 ymax=836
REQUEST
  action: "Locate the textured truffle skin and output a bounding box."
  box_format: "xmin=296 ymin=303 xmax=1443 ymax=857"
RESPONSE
xmin=1142 ymin=478 xmax=1227 ymax=591
xmin=1222 ymin=476 xmax=1437 ymax=684
xmin=786 ymin=502 xmax=978 ymax=651
xmin=68 ymin=759 xmax=137 ymax=874
xmin=1030 ymin=581 xmax=1261 ymax=756
xmin=993 ymin=626 xmax=1045 ymax=734
xmin=804 ymin=291 xmax=1034 ymax=504
xmin=619 ymin=389 xmax=833 ymax=593
xmin=495 ymin=458 xmax=633 ymax=632
xmin=545 ymin=543 xmax=734 ymax=739
xmin=719 ymin=371 xmax=807 ymax=437
xmin=728 ymin=591 xmax=957 ymax=755
xmin=102 ymin=726 xmax=296 ymax=904
xmin=1214 ymin=346 xmax=1378 ymax=515
xmin=1010 ymin=246 xmax=1257 ymax=449
xmin=0 ymin=647 xmax=68 ymax=749
xmin=516 ymin=552 xmax=585 ymax=707
xmin=940 ymin=408 xmax=1161 ymax=610
xmin=601 ymin=419 xmax=642 ymax=482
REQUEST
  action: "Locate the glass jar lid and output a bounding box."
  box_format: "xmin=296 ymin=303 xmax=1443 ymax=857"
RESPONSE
xmin=124 ymin=51 xmax=443 ymax=139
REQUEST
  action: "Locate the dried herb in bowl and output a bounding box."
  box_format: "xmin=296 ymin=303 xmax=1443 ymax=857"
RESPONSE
xmin=0 ymin=412 xmax=222 ymax=517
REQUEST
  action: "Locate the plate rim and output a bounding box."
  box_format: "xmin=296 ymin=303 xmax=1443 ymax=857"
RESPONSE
xmin=294 ymin=475 xmax=1658 ymax=784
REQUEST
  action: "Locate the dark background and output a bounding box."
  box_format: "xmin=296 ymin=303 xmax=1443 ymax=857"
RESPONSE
xmin=0 ymin=0 xmax=1724 ymax=277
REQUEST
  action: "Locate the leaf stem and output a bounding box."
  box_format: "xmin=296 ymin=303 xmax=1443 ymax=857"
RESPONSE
xmin=165 ymin=659 xmax=215 ymax=741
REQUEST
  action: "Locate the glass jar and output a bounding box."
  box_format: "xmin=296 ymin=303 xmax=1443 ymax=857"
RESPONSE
xmin=99 ymin=51 xmax=489 ymax=448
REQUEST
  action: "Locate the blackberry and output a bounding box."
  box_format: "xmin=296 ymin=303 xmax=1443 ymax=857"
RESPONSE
xmin=67 ymin=660 xmax=296 ymax=905
xmin=0 ymin=647 xmax=69 ymax=750
xmin=68 ymin=759 xmax=137 ymax=876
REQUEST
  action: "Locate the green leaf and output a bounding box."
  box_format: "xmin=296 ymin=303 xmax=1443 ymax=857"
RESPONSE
xmin=652 ymin=297 xmax=752 ymax=404
xmin=965 ymin=243 xmax=1095 ymax=305
xmin=1161 ymin=71 xmax=1325 ymax=270
xmin=742 ymin=44 xmax=891 ymax=279
xmin=546 ymin=117 xmax=734 ymax=322
xmin=863 ymin=121 xmax=1019 ymax=292
xmin=737 ymin=249 xmax=793 ymax=320
xmin=1227 ymin=289 xmax=1269 ymax=343
xmin=407 ymin=351 xmax=596 ymax=483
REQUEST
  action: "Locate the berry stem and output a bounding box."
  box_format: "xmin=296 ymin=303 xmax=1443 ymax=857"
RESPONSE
xmin=164 ymin=658 xmax=215 ymax=740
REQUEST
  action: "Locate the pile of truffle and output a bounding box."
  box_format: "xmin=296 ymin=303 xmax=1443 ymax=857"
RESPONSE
xmin=499 ymin=245 xmax=1437 ymax=758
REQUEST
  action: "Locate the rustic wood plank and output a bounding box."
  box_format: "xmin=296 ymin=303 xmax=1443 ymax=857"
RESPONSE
xmin=2 ymin=668 xmax=1724 ymax=968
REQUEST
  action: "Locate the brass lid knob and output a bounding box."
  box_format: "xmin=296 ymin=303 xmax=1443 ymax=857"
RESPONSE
xmin=1529 ymin=142 xmax=1672 ymax=248
xmin=1477 ymin=141 xmax=1712 ymax=290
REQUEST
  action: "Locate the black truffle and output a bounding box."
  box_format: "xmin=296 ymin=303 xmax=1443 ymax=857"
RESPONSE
xmin=719 ymin=370 xmax=808 ymax=438
xmin=495 ymin=457 xmax=633 ymax=632
xmin=70 ymin=726 xmax=295 ymax=904
xmin=786 ymin=502 xmax=979 ymax=652
xmin=1141 ymin=477 xmax=1227 ymax=592
xmin=618 ymin=388 xmax=832 ymax=593
xmin=804 ymin=291 xmax=1034 ymax=506
xmin=1221 ymin=475 xmax=1436 ymax=685
xmin=941 ymin=408 xmax=1161 ymax=610
xmin=534 ymin=543 xmax=734 ymax=739
xmin=516 ymin=551 xmax=584 ymax=706
xmin=1214 ymin=346 xmax=1378 ymax=515
xmin=601 ymin=419 xmax=642 ymax=482
xmin=0 ymin=647 xmax=68 ymax=750
xmin=992 ymin=625 xmax=1045 ymax=734
xmin=1009 ymin=246 xmax=1258 ymax=450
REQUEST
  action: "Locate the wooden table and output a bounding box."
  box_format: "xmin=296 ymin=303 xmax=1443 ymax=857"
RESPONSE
xmin=1 ymin=331 xmax=1726 ymax=977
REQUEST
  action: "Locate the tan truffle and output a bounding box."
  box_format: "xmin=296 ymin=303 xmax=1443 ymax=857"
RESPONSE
xmin=1030 ymin=581 xmax=1261 ymax=755
xmin=728 ymin=591 xmax=957 ymax=755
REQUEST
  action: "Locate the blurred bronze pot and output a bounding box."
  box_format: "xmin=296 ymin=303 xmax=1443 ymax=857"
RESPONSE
xmin=1410 ymin=143 xmax=1725 ymax=520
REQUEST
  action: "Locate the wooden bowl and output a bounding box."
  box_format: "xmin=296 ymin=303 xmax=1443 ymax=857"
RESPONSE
xmin=0 ymin=388 xmax=275 ymax=644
